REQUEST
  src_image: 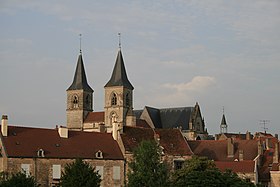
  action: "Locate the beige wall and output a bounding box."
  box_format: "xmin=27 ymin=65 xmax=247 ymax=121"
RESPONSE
xmin=1 ymin=157 xmax=124 ymax=187
xmin=271 ymin=171 xmax=280 ymax=187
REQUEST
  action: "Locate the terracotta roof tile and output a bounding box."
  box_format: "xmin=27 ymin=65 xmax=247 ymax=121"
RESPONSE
xmin=120 ymin=126 xmax=192 ymax=156
xmin=84 ymin=112 xmax=104 ymax=123
xmin=187 ymin=139 xmax=258 ymax=161
xmin=1 ymin=126 xmax=123 ymax=160
xmin=215 ymin=161 xmax=255 ymax=173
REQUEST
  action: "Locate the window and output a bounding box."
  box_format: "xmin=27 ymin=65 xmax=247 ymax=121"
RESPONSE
xmin=95 ymin=150 xmax=103 ymax=159
xmin=125 ymin=93 xmax=129 ymax=106
xmin=37 ymin=149 xmax=44 ymax=157
xmin=113 ymin=166 xmax=121 ymax=180
xmin=52 ymin=165 xmax=61 ymax=179
xmin=95 ymin=166 xmax=104 ymax=179
xmin=21 ymin=164 xmax=30 ymax=176
xmin=111 ymin=93 xmax=117 ymax=106
xmin=174 ymin=160 xmax=184 ymax=170
xmin=73 ymin=95 xmax=79 ymax=108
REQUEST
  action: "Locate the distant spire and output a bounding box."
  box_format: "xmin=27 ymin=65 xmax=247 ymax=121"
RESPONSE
xmin=220 ymin=107 xmax=228 ymax=134
xmin=118 ymin=33 xmax=121 ymax=49
xmin=79 ymin=34 xmax=82 ymax=54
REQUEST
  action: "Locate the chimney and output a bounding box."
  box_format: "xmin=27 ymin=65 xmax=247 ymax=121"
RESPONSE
xmin=275 ymin=134 xmax=278 ymax=140
xmin=258 ymin=140 xmax=263 ymax=156
xmin=266 ymin=138 xmax=270 ymax=150
xmin=112 ymin=121 xmax=119 ymax=141
xmin=273 ymin=142 xmax=279 ymax=163
xmin=239 ymin=150 xmax=244 ymax=161
xmin=246 ymin=131 xmax=251 ymax=140
xmin=1 ymin=115 xmax=8 ymax=137
xmin=58 ymin=126 xmax=68 ymax=138
xmin=98 ymin=123 xmax=106 ymax=133
xmin=227 ymin=138 xmax=234 ymax=158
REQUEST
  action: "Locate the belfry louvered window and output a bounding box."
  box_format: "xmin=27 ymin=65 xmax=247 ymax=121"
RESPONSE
xmin=73 ymin=95 xmax=79 ymax=108
xmin=111 ymin=93 xmax=117 ymax=106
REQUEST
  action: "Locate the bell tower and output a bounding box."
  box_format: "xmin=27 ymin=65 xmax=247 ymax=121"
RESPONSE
xmin=104 ymin=49 xmax=134 ymax=130
xmin=66 ymin=51 xmax=93 ymax=130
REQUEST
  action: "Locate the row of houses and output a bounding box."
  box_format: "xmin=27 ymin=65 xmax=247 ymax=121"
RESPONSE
xmin=1 ymin=48 xmax=279 ymax=186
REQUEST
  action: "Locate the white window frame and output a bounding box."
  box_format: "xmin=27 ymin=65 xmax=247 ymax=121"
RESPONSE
xmin=21 ymin=164 xmax=30 ymax=176
xmin=113 ymin=166 xmax=121 ymax=180
xmin=95 ymin=166 xmax=104 ymax=179
xmin=52 ymin=164 xmax=61 ymax=179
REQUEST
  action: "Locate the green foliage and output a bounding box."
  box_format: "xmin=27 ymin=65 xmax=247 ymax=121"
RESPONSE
xmin=171 ymin=156 xmax=256 ymax=187
xmin=0 ymin=171 xmax=39 ymax=187
xmin=60 ymin=158 xmax=101 ymax=187
xmin=127 ymin=140 xmax=169 ymax=187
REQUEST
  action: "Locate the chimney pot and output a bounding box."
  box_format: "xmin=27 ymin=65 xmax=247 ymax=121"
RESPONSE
xmin=1 ymin=114 xmax=8 ymax=137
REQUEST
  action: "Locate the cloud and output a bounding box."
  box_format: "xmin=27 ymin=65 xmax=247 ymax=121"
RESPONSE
xmin=163 ymin=76 xmax=216 ymax=92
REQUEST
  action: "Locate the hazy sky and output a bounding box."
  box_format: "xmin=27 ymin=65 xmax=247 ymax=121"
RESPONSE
xmin=0 ymin=0 xmax=279 ymax=135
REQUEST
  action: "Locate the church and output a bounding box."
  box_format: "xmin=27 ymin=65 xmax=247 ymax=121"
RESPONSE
xmin=66 ymin=47 xmax=208 ymax=140
xmin=0 ymin=46 xmax=206 ymax=186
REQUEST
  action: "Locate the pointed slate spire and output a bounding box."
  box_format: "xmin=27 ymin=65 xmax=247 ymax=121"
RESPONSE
xmin=67 ymin=53 xmax=93 ymax=92
xmin=221 ymin=114 xmax=227 ymax=125
xmin=105 ymin=50 xmax=134 ymax=90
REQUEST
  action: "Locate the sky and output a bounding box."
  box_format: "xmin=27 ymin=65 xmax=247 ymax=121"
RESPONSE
xmin=0 ymin=0 xmax=279 ymax=135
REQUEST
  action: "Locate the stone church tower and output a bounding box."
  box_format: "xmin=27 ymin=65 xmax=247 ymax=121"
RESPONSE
xmin=66 ymin=52 xmax=93 ymax=130
xmin=104 ymin=49 xmax=134 ymax=130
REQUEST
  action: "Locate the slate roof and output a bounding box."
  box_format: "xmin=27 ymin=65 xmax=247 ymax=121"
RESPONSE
xmin=67 ymin=53 xmax=93 ymax=92
xmin=104 ymin=50 xmax=134 ymax=90
xmin=84 ymin=112 xmax=104 ymax=123
xmin=0 ymin=125 xmax=123 ymax=160
xmin=187 ymin=139 xmax=259 ymax=161
xmin=215 ymin=161 xmax=255 ymax=173
xmin=221 ymin=114 xmax=227 ymax=125
xmin=120 ymin=126 xmax=193 ymax=156
xmin=138 ymin=106 xmax=193 ymax=130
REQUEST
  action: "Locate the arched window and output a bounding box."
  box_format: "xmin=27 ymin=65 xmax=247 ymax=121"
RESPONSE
xmin=73 ymin=95 xmax=79 ymax=108
xmin=111 ymin=93 xmax=117 ymax=106
xmin=126 ymin=93 xmax=130 ymax=106
xmin=37 ymin=149 xmax=45 ymax=157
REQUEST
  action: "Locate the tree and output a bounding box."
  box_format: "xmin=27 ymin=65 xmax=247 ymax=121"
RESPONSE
xmin=60 ymin=158 xmax=101 ymax=187
xmin=171 ymin=156 xmax=255 ymax=187
xmin=127 ymin=140 xmax=169 ymax=187
xmin=0 ymin=171 xmax=39 ymax=187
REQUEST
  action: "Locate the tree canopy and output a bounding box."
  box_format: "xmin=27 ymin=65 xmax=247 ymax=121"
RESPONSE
xmin=127 ymin=140 xmax=169 ymax=187
xmin=0 ymin=171 xmax=39 ymax=187
xmin=60 ymin=158 xmax=101 ymax=187
xmin=171 ymin=156 xmax=256 ymax=187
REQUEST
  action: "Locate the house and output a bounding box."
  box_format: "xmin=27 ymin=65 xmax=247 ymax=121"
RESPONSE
xmin=0 ymin=115 xmax=124 ymax=187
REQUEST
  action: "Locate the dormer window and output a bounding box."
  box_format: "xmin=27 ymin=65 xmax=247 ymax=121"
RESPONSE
xmin=111 ymin=93 xmax=117 ymax=106
xmin=73 ymin=95 xmax=79 ymax=108
xmin=96 ymin=150 xmax=103 ymax=159
xmin=37 ymin=149 xmax=45 ymax=157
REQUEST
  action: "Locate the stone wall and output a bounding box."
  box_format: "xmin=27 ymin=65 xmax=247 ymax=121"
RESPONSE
xmin=3 ymin=157 xmax=124 ymax=187
xmin=270 ymin=171 xmax=280 ymax=187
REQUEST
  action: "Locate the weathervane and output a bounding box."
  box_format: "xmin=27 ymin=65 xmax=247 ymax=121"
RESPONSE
xmin=118 ymin=33 xmax=121 ymax=49
xmin=79 ymin=34 xmax=82 ymax=54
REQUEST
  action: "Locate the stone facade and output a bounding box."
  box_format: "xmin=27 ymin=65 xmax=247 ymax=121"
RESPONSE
xmin=0 ymin=157 xmax=124 ymax=187
xmin=66 ymin=90 xmax=93 ymax=130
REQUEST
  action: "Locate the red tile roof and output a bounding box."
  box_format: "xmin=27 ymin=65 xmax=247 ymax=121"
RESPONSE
xmin=215 ymin=161 xmax=255 ymax=173
xmin=120 ymin=126 xmax=193 ymax=156
xmin=1 ymin=125 xmax=123 ymax=160
xmin=136 ymin=119 xmax=151 ymax=128
xmin=187 ymin=139 xmax=258 ymax=161
xmin=84 ymin=112 xmax=104 ymax=123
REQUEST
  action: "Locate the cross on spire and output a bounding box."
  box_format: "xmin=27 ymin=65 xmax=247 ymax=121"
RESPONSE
xmin=118 ymin=33 xmax=121 ymax=49
xmin=79 ymin=34 xmax=82 ymax=54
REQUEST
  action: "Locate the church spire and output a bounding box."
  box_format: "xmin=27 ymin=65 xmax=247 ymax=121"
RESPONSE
xmin=67 ymin=53 xmax=93 ymax=92
xmin=220 ymin=113 xmax=228 ymax=134
xmin=104 ymin=49 xmax=134 ymax=90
